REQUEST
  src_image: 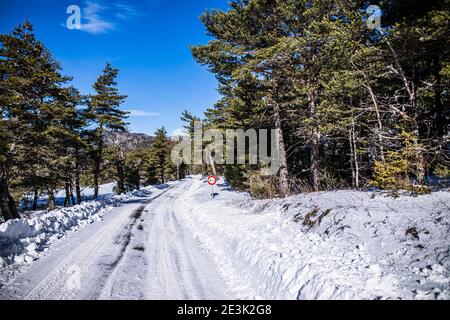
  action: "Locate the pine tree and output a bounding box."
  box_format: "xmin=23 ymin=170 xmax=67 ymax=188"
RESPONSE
xmin=124 ymin=148 xmax=146 ymax=191
xmin=0 ymin=21 xmax=71 ymax=219
xmin=147 ymin=128 xmax=170 ymax=184
xmin=56 ymin=87 xmax=87 ymax=206
xmin=191 ymin=0 xmax=296 ymax=196
xmin=180 ymin=110 xmax=200 ymax=171
xmin=87 ymin=63 xmax=128 ymax=199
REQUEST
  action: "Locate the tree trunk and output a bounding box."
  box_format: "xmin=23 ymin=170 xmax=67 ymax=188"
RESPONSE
xmin=307 ymin=90 xmax=320 ymax=191
xmin=349 ymin=128 xmax=356 ymax=187
xmin=272 ymin=95 xmax=290 ymax=198
xmin=93 ymin=124 xmax=104 ymax=199
xmin=310 ymin=132 xmax=320 ymax=191
xmin=208 ymin=154 xmax=217 ymax=177
xmin=0 ymin=177 xmax=18 ymax=221
xmin=0 ymin=195 xmax=14 ymax=221
xmin=412 ymin=119 xmax=425 ymax=185
xmin=75 ymin=147 xmax=82 ymax=204
xmin=116 ymin=160 xmax=125 ymax=194
xmin=64 ymin=180 xmax=71 ymax=207
xmin=433 ymin=55 xmax=445 ymax=137
xmin=353 ymin=60 xmax=385 ymax=164
xmin=349 ymin=118 xmax=360 ymax=188
xmin=75 ymin=176 xmax=82 ymax=204
xmin=8 ymin=193 xmax=19 ymax=219
xmin=70 ymin=182 xmax=75 ymax=206
xmin=47 ymin=187 xmax=56 ymax=211
xmin=93 ymin=159 xmax=100 ymax=199
xmin=32 ymin=187 xmax=39 ymax=211
xmin=365 ymin=84 xmax=385 ymax=162
xmin=161 ymin=165 xmax=165 ymax=184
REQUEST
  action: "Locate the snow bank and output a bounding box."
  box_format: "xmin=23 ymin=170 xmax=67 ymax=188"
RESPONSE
xmin=177 ymin=177 xmax=450 ymax=300
xmin=54 ymin=182 xmax=116 ymax=199
xmin=0 ymin=186 xmax=153 ymax=268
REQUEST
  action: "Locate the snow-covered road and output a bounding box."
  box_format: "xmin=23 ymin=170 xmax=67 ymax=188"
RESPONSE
xmin=1 ymin=176 xmax=449 ymax=300
xmin=0 ymin=180 xmax=233 ymax=300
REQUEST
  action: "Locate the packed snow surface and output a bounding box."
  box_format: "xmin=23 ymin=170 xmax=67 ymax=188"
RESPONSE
xmin=0 ymin=184 xmax=156 ymax=270
xmin=0 ymin=176 xmax=449 ymax=300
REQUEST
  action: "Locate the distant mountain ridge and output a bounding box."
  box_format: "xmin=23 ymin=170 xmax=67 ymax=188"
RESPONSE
xmin=103 ymin=131 xmax=154 ymax=150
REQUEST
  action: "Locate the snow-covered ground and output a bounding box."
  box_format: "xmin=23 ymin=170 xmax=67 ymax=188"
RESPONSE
xmin=176 ymin=177 xmax=450 ymax=300
xmin=1 ymin=176 xmax=449 ymax=300
xmin=55 ymin=182 xmax=117 ymax=199
xmin=18 ymin=182 xmax=118 ymax=212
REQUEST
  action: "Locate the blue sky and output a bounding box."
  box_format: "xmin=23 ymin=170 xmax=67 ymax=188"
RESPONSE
xmin=0 ymin=0 xmax=228 ymax=136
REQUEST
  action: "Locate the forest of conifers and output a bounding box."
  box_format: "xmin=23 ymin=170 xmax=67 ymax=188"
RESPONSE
xmin=1 ymin=0 xmax=449 ymax=221
xmin=190 ymin=0 xmax=449 ymax=197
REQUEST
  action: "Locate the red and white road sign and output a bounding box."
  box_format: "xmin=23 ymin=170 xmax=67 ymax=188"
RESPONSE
xmin=207 ymin=175 xmax=217 ymax=186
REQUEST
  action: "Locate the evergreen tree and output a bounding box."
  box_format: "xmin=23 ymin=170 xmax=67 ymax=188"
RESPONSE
xmin=87 ymin=63 xmax=128 ymax=199
xmin=124 ymin=148 xmax=146 ymax=191
xmin=0 ymin=21 xmax=70 ymax=219
xmin=191 ymin=0 xmax=449 ymax=194
xmin=147 ymin=128 xmax=170 ymax=184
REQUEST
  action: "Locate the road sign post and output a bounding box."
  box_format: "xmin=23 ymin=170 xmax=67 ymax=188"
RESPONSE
xmin=207 ymin=175 xmax=217 ymax=198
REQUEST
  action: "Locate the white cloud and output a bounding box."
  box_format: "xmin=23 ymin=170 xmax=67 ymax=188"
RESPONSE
xmin=115 ymin=2 xmax=143 ymax=20
xmin=69 ymin=1 xmax=142 ymax=34
xmin=126 ymin=109 xmax=160 ymax=117
xmin=78 ymin=1 xmax=115 ymax=34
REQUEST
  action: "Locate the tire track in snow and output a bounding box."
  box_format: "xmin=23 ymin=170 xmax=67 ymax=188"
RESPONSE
xmin=96 ymin=187 xmax=174 ymax=299
xmin=21 ymin=188 xmax=173 ymax=299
